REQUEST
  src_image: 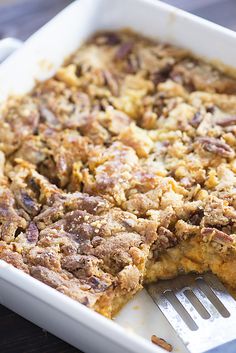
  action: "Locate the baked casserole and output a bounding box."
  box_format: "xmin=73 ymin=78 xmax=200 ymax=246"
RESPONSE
xmin=1 ymin=30 xmax=236 ymax=318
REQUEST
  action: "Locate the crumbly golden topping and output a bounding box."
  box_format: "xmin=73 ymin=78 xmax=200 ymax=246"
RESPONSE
xmin=1 ymin=30 xmax=236 ymax=317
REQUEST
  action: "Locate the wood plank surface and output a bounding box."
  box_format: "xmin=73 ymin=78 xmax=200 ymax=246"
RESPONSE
xmin=0 ymin=0 xmax=235 ymax=352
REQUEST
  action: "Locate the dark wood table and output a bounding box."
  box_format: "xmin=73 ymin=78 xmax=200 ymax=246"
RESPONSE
xmin=0 ymin=0 xmax=235 ymax=352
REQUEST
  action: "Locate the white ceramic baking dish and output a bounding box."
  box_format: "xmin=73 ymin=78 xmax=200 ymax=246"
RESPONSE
xmin=1 ymin=1 xmax=236 ymax=352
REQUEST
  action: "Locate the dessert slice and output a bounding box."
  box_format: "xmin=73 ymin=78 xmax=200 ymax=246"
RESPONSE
xmin=31 ymin=200 xmax=157 ymax=317
xmin=0 ymin=161 xmax=158 ymax=318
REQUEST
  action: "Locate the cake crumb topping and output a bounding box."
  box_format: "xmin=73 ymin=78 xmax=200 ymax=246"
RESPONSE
xmin=1 ymin=30 xmax=236 ymax=318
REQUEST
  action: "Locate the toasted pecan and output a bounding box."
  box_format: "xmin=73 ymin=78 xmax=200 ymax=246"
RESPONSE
xmin=217 ymin=115 xmax=236 ymax=127
xmin=201 ymin=227 xmax=233 ymax=245
xmin=196 ymin=137 xmax=235 ymax=158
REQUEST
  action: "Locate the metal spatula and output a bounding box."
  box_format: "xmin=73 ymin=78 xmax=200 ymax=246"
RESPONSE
xmin=146 ymin=273 xmax=236 ymax=353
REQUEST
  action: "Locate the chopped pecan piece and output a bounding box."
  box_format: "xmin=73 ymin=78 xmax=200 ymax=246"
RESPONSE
xmin=151 ymin=64 xmax=173 ymax=85
xmin=17 ymin=191 xmax=41 ymax=216
xmin=25 ymin=222 xmax=39 ymax=243
xmin=190 ymin=111 xmax=202 ymax=128
xmin=157 ymin=226 xmax=177 ymax=250
xmin=61 ymin=254 xmax=101 ymax=278
xmin=216 ymin=115 xmax=236 ymax=127
xmin=39 ymin=105 xmax=59 ymax=126
xmin=0 ymin=248 xmax=29 ymax=274
xmin=103 ymin=70 xmax=119 ymax=96
xmin=196 ymin=137 xmax=235 ymax=158
xmin=201 ymin=227 xmax=233 ymax=245
xmin=115 ymin=41 xmax=134 ymax=60
xmin=27 ymin=246 xmax=61 ymax=272
xmin=30 ymin=265 xmax=65 ymax=288
xmin=87 ymin=276 xmax=111 ymax=292
xmin=151 ymin=335 xmax=173 ymax=352
xmin=0 ymin=187 xmax=27 ymax=242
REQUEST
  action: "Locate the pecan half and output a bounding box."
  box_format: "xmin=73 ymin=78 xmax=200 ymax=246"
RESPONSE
xmin=115 ymin=41 xmax=134 ymax=60
xmin=25 ymin=222 xmax=39 ymax=243
xmin=196 ymin=137 xmax=235 ymax=158
xmin=19 ymin=191 xmax=41 ymax=216
xmin=157 ymin=226 xmax=177 ymax=249
xmin=190 ymin=111 xmax=202 ymax=128
xmin=216 ymin=115 xmax=236 ymax=127
xmin=201 ymin=227 xmax=233 ymax=245
xmin=103 ymin=70 xmax=119 ymax=96
xmin=39 ymin=105 xmax=59 ymax=126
